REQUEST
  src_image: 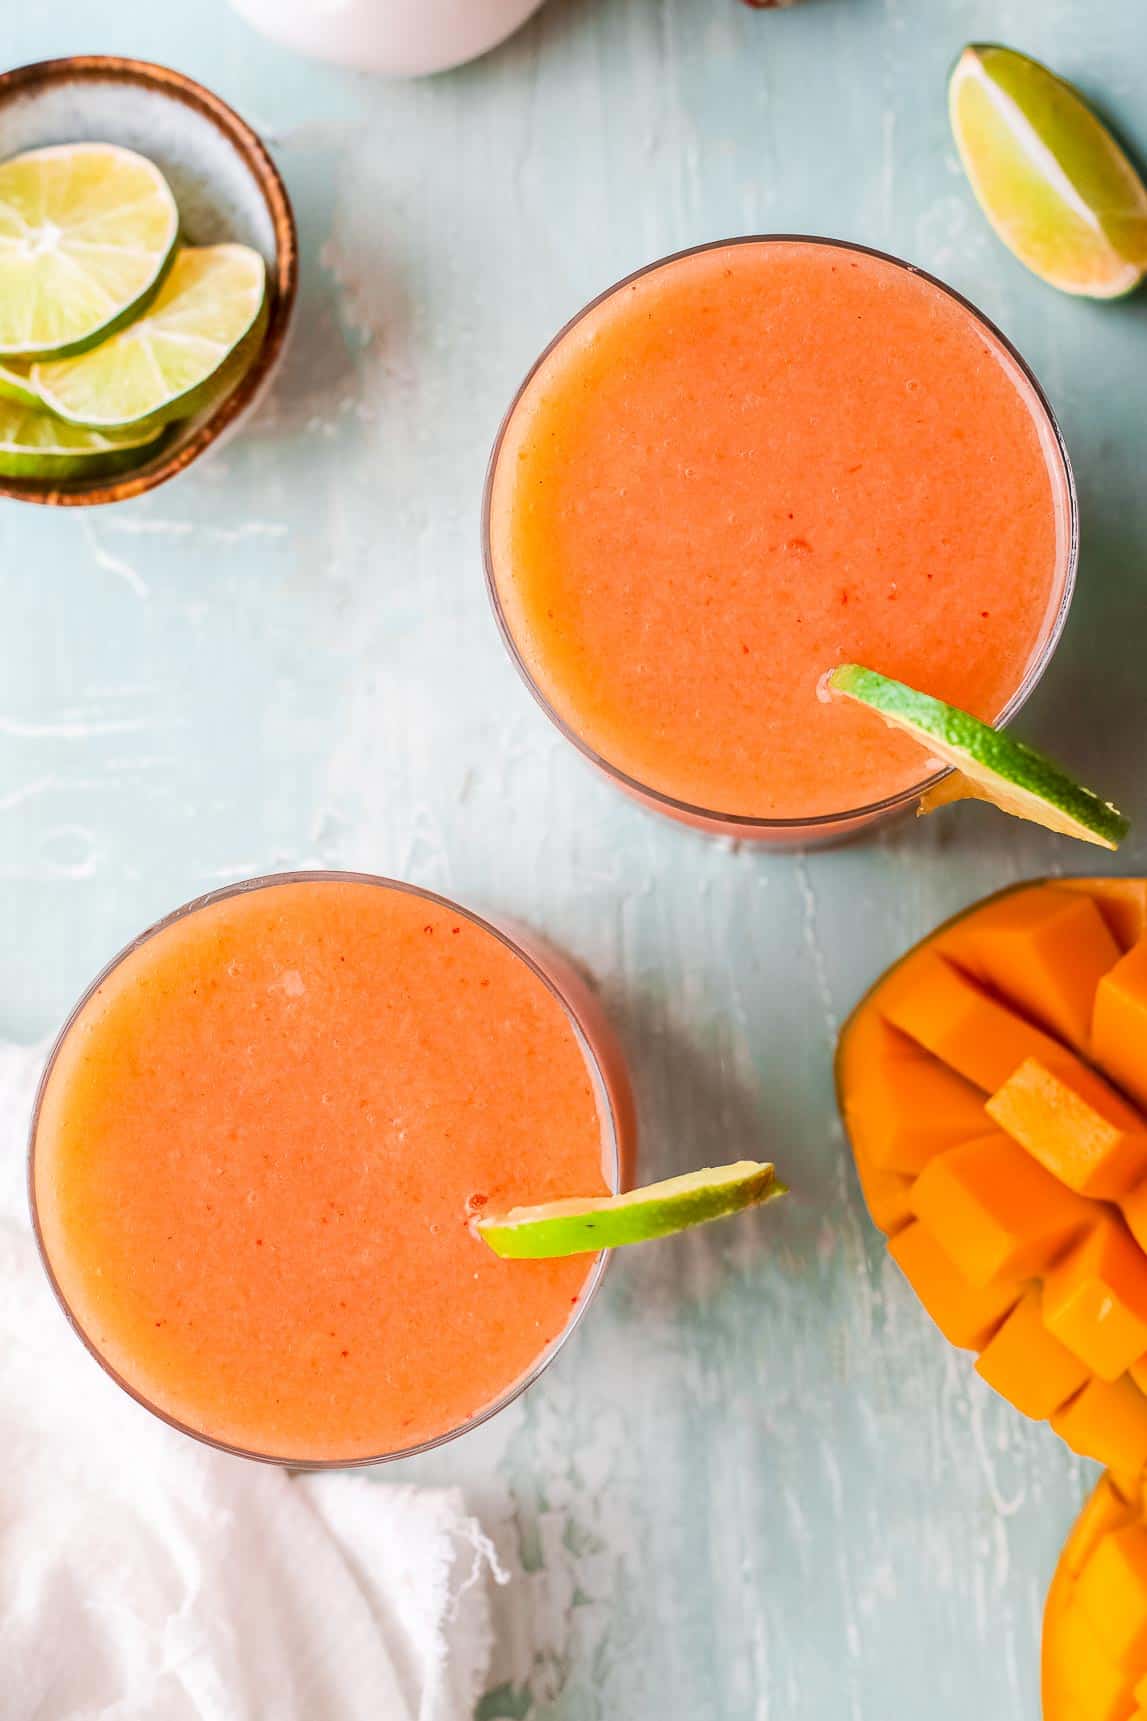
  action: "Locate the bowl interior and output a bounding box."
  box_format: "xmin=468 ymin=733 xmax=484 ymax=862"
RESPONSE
xmin=0 ymin=61 xmax=291 ymax=504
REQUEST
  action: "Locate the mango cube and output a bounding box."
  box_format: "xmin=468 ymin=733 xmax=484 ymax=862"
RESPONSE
xmin=909 ymin=1132 xmax=1090 ymax=1287
xmin=940 ymin=884 xmax=1121 ymax=1051
xmin=1043 ymin=1217 xmax=1147 ymax=1382
xmin=889 ymin=1222 xmax=1020 ymax=1350
xmin=1064 ymin=878 xmax=1147 ymax=953
xmin=1052 ymin=1376 xmax=1147 ymax=1483
xmin=1123 ymin=1184 xmax=1147 ymax=1258
xmin=1059 ymin=1474 xmax=1137 ymax=1578
xmin=880 ymin=949 xmax=1070 ymax=1093
xmin=1094 ymin=940 xmax=1147 ymax=1114
xmin=987 ymin=1056 xmax=1147 ymax=1200
xmin=975 ymin=1289 xmax=1089 ymax=1419
xmin=837 ymin=1010 xmax=989 ymax=1176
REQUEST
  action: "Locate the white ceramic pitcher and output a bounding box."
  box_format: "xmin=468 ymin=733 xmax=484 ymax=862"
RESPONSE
xmin=227 ymin=0 xmax=548 ymax=77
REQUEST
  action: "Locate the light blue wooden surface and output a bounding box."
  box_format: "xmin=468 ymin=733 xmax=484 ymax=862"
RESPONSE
xmin=4 ymin=3 xmax=1146 ymax=1716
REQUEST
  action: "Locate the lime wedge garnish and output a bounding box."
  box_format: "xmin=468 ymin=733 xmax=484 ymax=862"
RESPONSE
xmin=0 ymin=143 xmax=179 ymax=359
xmin=0 ymin=399 xmax=163 ymax=480
xmin=476 ymin=1161 xmax=786 ymax=1259
xmin=828 ymin=664 xmax=1129 ymax=850
xmin=33 ymin=244 xmax=268 ymax=434
xmin=0 ymin=360 xmax=41 ymax=409
xmin=950 ymin=44 xmax=1147 ymax=298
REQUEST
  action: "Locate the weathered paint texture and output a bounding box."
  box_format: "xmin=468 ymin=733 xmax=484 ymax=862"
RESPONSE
xmin=3 ymin=3 xmax=1146 ymax=1715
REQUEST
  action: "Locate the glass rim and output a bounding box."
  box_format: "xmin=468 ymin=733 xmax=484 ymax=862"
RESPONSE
xmin=482 ymin=232 xmax=1080 ymax=833
xmin=27 ymin=868 xmax=622 ymax=1470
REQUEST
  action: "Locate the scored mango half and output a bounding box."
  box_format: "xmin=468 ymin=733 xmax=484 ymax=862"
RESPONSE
xmin=1044 ymin=1471 xmax=1147 ymax=1721
xmin=837 ymin=877 xmax=1147 ymax=1479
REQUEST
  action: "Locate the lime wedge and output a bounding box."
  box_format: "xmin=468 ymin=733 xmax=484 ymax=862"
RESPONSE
xmin=33 ymin=244 xmax=268 ymax=434
xmin=0 ymin=142 xmax=179 ymax=359
xmin=828 ymin=664 xmax=1128 ymax=850
xmin=476 ymin=1161 xmax=785 ymax=1259
xmin=950 ymin=44 xmax=1147 ymax=298
xmin=0 ymin=399 xmax=163 ymax=480
xmin=0 ymin=360 xmax=41 ymax=409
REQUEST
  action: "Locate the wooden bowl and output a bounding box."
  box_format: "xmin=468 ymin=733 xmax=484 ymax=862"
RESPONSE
xmin=0 ymin=56 xmax=297 ymax=506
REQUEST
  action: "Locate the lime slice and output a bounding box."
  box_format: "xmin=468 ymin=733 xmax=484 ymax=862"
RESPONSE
xmin=950 ymin=44 xmax=1147 ymax=298
xmin=0 ymin=360 xmax=41 ymax=409
xmin=0 ymin=399 xmax=163 ymax=480
xmin=0 ymin=143 xmax=179 ymax=359
xmin=476 ymin=1161 xmax=786 ymax=1259
xmin=828 ymin=664 xmax=1128 ymax=850
xmin=33 ymin=244 xmax=268 ymax=434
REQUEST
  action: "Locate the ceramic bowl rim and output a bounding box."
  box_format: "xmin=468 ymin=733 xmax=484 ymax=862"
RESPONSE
xmin=0 ymin=54 xmax=298 ymax=508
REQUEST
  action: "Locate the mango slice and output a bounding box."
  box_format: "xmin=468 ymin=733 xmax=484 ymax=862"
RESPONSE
xmin=938 ymin=883 xmax=1120 ymax=1050
xmin=1044 ymin=1592 xmax=1136 ymax=1721
xmin=987 ymin=1056 xmax=1147 ymax=1199
xmin=1044 ymin=1474 xmax=1147 ymax=1721
xmin=1123 ymin=1183 xmax=1147 ymax=1258
xmin=1043 ymin=1216 xmax=1147 ymax=1381
xmin=1059 ymin=1474 xmax=1138 ymax=1578
xmin=1095 ymin=940 xmax=1147 ymax=1113
xmin=1064 ymin=878 xmax=1147 ymax=953
xmin=909 ymin=1131 xmax=1090 ymax=1287
xmin=836 ymin=1010 xmax=989 ymax=1176
xmin=1076 ymin=1522 xmax=1147 ymax=1669
xmin=851 ymin=1142 xmax=913 ymax=1237
xmin=888 ymin=1221 xmax=1021 ymax=1349
xmin=1052 ymin=1376 xmax=1147 ymax=1484
xmin=880 ymin=947 xmax=1071 ymax=1092
xmin=974 ymin=1288 xmax=1090 ymax=1418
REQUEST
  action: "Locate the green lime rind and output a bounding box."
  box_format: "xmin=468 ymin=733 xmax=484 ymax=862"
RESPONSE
xmin=476 ymin=1160 xmax=786 ymax=1259
xmin=0 ymin=400 xmax=164 ymax=481
xmin=829 ymin=663 xmax=1129 ymax=850
xmin=949 ymin=44 xmax=1147 ymax=299
xmin=0 ymin=360 xmax=43 ymax=409
xmin=32 ymin=244 xmax=268 ymax=435
xmin=0 ymin=142 xmax=180 ymax=360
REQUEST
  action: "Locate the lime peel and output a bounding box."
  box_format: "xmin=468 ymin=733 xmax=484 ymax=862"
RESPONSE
xmin=32 ymin=243 xmax=268 ymax=434
xmin=0 ymin=360 xmax=42 ymax=410
xmin=828 ymin=663 xmax=1128 ymax=851
xmin=476 ymin=1161 xmax=786 ymax=1259
xmin=0 ymin=398 xmax=163 ymax=480
xmin=0 ymin=142 xmax=179 ymax=358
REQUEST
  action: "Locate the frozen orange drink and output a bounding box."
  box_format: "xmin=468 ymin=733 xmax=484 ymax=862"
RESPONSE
xmin=31 ymin=874 xmax=628 ymax=1464
xmin=485 ymin=238 xmax=1076 ymax=841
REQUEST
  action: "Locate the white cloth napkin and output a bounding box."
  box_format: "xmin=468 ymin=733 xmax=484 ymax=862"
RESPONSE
xmin=0 ymin=1042 xmax=500 ymax=1721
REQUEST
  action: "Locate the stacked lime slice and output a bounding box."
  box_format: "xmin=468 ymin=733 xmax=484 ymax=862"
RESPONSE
xmin=0 ymin=141 xmax=268 ymax=483
xmin=0 ymin=362 xmax=43 ymax=409
xmin=0 ymin=400 xmax=164 ymax=480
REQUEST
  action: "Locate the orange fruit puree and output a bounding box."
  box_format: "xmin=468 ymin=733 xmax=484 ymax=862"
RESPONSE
xmin=32 ymin=876 xmax=614 ymax=1463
